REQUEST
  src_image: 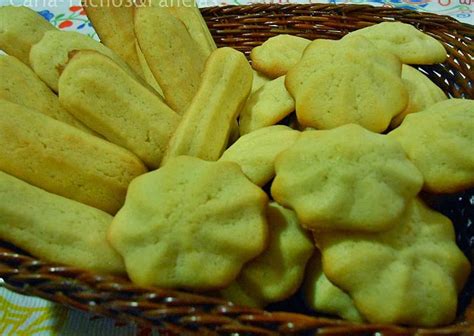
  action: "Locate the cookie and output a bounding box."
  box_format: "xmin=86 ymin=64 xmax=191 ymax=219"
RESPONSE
xmin=388 ymin=99 xmax=474 ymax=193
xmin=251 ymin=70 xmax=270 ymax=94
xmin=109 ymin=156 xmax=268 ymax=290
xmin=0 ymin=55 xmax=96 ymax=135
xmin=344 ymin=22 xmax=447 ymax=64
xmin=135 ymin=41 xmax=164 ymax=96
xmin=221 ymin=202 xmax=313 ymax=307
xmin=0 ymin=171 xmax=124 ymax=274
xmin=316 ymin=199 xmax=470 ymax=327
xmin=135 ymin=4 xmax=206 ymax=114
xmin=303 ymin=251 xmax=364 ymax=322
xmin=250 ymin=35 xmax=311 ymax=78
xmin=163 ymin=47 xmax=252 ymax=164
xmin=271 ymin=124 xmax=423 ymax=232
xmin=220 ymin=125 xmax=300 ymax=186
xmin=239 ymin=76 xmax=295 ymax=135
xmin=83 ymin=0 xmax=144 ymax=77
xmin=30 ymin=30 xmax=135 ymax=92
xmin=59 ymin=50 xmax=181 ymax=169
xmin=0 ymin=6 xmax=56 ymax=65
xmin=286 ymin=36 xmax=408 ymax=132
xmin=151 ymin=0 xmax=216 ymax=58
xmin=390 ymin=65 xmax=447 ymax=128
xmin=0 ymin=100 xmax=147 ymax=214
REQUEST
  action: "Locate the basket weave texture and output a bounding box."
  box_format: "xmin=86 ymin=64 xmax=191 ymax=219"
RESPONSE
xmin=0 ymin=4 xmax=473 ymax=335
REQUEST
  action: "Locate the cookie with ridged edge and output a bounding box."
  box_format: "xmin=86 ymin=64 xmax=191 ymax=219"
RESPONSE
xmin=315 ymin=199 xmax=470 ymax=327
xmin=271 ymin=124 xmax=423 ymax=232
xmin=390 ymin=65 xmax=447 ymax=128
xmin=109 ymin=156 xmax=268 ymax=290
xmin=286 ymin=36 xmax=407 ymax=133
xmin=303 ymin=251 xmax=364 ymax=323
xmin=388 ymin=99 xmax=474 ymax=193
xmin=344 ymin=22 xmax=446 ymax=65
xmin=221 ymin=202 xmax=313 ymax=307
xmin=220 ymin=125 xmax=300 ymax=187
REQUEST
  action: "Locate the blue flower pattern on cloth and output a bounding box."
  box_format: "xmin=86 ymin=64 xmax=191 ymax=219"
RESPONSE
xmin=37 ymin=9 xmax=54 ymax=22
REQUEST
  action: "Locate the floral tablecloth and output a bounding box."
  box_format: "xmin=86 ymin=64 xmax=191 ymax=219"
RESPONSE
xmin=0 ymin=0 xmax=472 ymax=335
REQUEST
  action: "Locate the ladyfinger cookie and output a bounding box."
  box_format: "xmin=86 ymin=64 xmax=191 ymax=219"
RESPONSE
xmin=162 ymin=47 xmax=252 ymax=164
xmin=149 ymin=0 xmax=216 ymax=58
xmin=0 ymin=100 xmax=147 ymax=214
xmin=30 ymin=30 xmax=138 ymax=92
xmin=0 ymin=171 xmax=125 ymax=274
xmin=0 ymin=55 xmax=96 ymax=136
xmin=0 ymin=6 xmax=56 ymax=65
xmin=59 ymin=50 xmax=181 ymax=169
xmin=135 ymin=5 xmax=206 ymax=114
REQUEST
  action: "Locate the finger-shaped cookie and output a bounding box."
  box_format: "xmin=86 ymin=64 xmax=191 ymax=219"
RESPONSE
xmin=303 ymin=251 xmax=364 ymax=322
xmin=220 ymin=126 xmax=299 ymax=186
xmin=82 ymin=0 xmax=144 ymax=76
xmin=389 ymin=99 xmax=474 ymax=193
xmin=135 ymin=5 xmax=206 ymax=114
xmin=250 ymin=35 xmax=311 ymax=78
xmin=163 ymin=47 xmax=252 ymax=163
xmin=0 ymin=6 xmax=56 ymax=65
xmin=0 ymin=100 xmax=147 ymax=214
xmin=251 ymin=69 xmax=270 ymax=94
xmin=390 ymin=65 xmax=447 ymax=128
xmin=30 ymin=30 xmax=136 ymax=92
xmin=150 ymin=0 xmax=216 ymax=58
xmin=109 ymin=156 xmax=268 ymax=290
xmin=135 ymin=41 xmax=164 ymax=96
xmin=221 ymin=202 xmax=313 ymax=307
xmin=316 ymin=199 xmax=470 ymax=326
xmin=344 ymin=22 xmax=446 ymax=64
xmin=0 ymin=55 xmax=96 ymax=136
xmin=272 ymin=125 xmax=423 ymax=232
xmin=59 ymin=51 xmax=180 ymax=169
xmin=239 ymin=76 xmax=295 ymax=135
xmin=0 ymin=171 xmax=124 ymax=274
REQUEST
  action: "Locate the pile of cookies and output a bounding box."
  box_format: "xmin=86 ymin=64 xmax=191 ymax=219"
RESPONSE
xmin=0 ymin=2 xmax=473 ymax=327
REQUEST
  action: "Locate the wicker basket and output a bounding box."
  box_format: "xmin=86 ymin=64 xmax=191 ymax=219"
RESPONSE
xmin=1 ymin=4 xmax=473 ymax=335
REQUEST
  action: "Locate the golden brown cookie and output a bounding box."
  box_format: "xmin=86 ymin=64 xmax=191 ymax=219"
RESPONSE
xmin=0 ymin=55 xmax=95 ymax=135
xmin=316 ymin=199 xmax=470 ymax=327
xmin=0 ymin=100 xmax=147 ymax=214
xmin=390 ymin=65 xmax=447 ymax=128
xmin=163 ymin=47 xmax=252 ymax=164
xmin=220 ymin=125 xmax=300 ymax=186
xmin=286 ymin=36 xmax=408 ymax=132
xmin=59 ymin=50 xmax=181 ymax=169
xmin=134 ymin=4 xmax=206 ymax=114
xmin=109 ymin=156 xmax=268 ymax=290
xmin=250 ymin=35 xmax=311 ymax=78
xmin=239 ymin=76 xmax=295 ymax=135
xmin=345 ymin=22 xmax=447 ymax=64
xmin=271 ymin=125 xmax=423 ymax=232
xmin=303 ymin=251 xmax=364 ymax=322
xmin=0 ymin=171 xmax=124 ymax=274
xmin=0 ymin=6 xmax=56 ymax=65
xmin=221 ymin=202 xmax=314 ymax=307
xmin=388 ymin=99 xmax=474 ymax=193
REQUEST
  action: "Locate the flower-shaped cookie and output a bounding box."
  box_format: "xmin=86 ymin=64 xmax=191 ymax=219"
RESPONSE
xmin=109 ymin=156 xmax=269 ymax=290
xmin=344 ymin=22 xmax=446 ymax=65
xmin=390 ymin=65 xmax=447 ymax=128
xmin=303 ymin=251 xmax=364 ymax=322
xmin=219 ymin=125 xmax=300 ymax=186
xmin=389 ymin=99 xmax=474 ymax=193
xmin=221 ymin=202 xmax=314 ymax=306
xmin=316 ymin=199 xmax=470 ymax=327
xmin=286 ymin=36 xmax=407 ymax=133
xmin=271 ymin=124 xmax=423 ymax=232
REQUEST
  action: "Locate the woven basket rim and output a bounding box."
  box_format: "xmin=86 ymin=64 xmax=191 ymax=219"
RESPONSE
xmin=1 ymin=4 xmax=474 ymax=335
